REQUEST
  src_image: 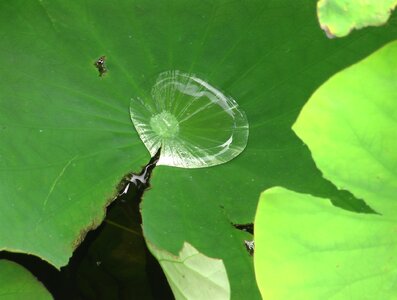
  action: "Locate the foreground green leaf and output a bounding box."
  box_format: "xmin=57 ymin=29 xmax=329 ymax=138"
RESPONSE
xmin=317 ymin=0 xmax=397 ymax=37
xmin=254 ymin=187 xmax=397 ymax=299
xmin=147 ymin=241 xmax=230 ymax=300
xmin=293 ymin=40 xmax=397 ymax=215
xmin=0 ymin=260 xmax=52 ymax=300
xmin=254 ymin=40 xmax=397 ymax=299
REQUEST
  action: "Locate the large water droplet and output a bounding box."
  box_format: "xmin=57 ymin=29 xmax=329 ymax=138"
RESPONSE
xmin=130 ymin=70 xmax=249 ymax=168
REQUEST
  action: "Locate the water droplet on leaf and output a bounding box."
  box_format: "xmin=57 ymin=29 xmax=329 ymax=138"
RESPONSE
xmin=130 ymin=70 xmax=249 ymax=168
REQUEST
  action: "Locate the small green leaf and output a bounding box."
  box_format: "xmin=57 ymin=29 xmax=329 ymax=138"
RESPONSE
xmin=317 ymin=0 xmax=397 ymax=38
xmin=254 ymin=187 xmax=397 ymax=299
xmin=147 ymin=241 xmax=230 ymax=300
xmin=0 ymin=260 xmax=52 ymax=300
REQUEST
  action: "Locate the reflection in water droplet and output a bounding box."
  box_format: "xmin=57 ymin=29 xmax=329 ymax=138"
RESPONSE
xmin=130 ymin=70 xmax=249 ymax=168
xmin=150 ymin=111 xmax=179 ymax=138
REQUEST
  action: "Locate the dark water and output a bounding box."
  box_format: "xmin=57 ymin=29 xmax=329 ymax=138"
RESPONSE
xmin=0 ymin=147 xmax=173 ymax=300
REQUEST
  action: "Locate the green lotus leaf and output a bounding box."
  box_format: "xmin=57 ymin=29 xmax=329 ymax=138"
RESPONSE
xmin=254 ymin=41 xmax=397 ymax=298
xmin=254 ymin=187 xmax=397 ymax=299
xmin=0 ymin=260 xmax=52 ymax=300
xmin=2 ymin=0 xmax=397 ymax=298
xmin=318 ymin=0 xmax=397 ymax=38
xmin=140 ymin=3 xmax=397 ymax=299
xmin=293 ymin=41 xmax=397 ymax=215
xmin=147 ymin=241 xmax=230 ymax=300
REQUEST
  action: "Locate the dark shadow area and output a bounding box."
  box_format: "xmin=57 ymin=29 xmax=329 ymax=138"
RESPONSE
xmin=232 ymin=222 xmax=254 ymax=256
xmin=328 ymin=188 xmax=377 ymax=214
xmin=232 ymin=223 xmax=253 ymax=235
xmin=0 ymin=148 xmax=173 ymax=300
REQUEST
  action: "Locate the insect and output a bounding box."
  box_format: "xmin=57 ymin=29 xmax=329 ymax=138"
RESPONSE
xmin=94 ymin=56 xmax=107 ymax=77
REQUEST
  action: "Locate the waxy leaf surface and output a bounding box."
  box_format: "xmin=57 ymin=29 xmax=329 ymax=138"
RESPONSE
xmin=255 ymin=41 xmax=397 ymax=299
xmin=0 ymin=260 xmax=52 ymax=300
xmin=1 ymin=0 xmax=397 ymax=297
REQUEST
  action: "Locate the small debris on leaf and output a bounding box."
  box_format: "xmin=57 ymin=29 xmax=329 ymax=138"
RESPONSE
xmin=232 ymin=223 xmax=254 ymax=255
xmin=244 ymin=240 xmax=255 ymax=256
xmin=94 ymin=55 xmax=107 ymax=77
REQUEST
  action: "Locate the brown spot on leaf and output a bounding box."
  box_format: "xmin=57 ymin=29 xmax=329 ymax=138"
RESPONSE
xmin=94 ymin=55 xmax=107 ymax=77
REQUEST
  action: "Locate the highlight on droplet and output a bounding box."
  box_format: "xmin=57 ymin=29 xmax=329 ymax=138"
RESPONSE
xmin=130 ymin=70 xmax=249 ymax=168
